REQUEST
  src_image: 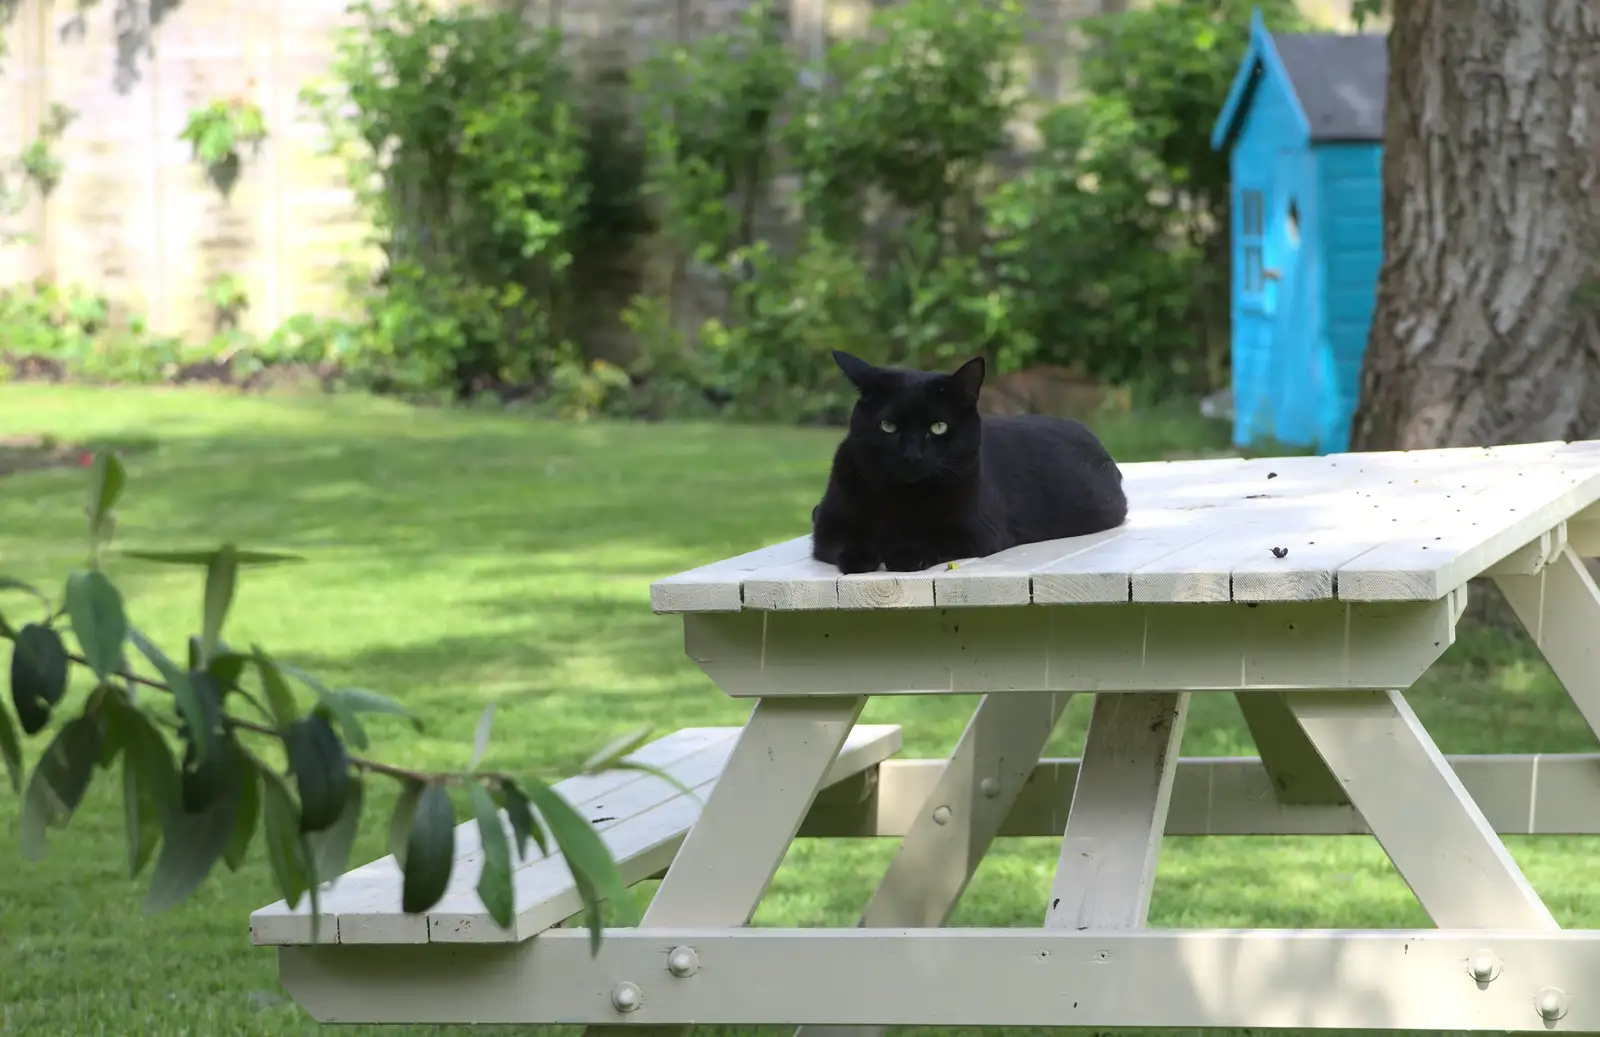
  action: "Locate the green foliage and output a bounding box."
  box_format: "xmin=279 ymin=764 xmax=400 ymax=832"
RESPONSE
xmin=18 ymin=103 xmax=75 ymax=197
xmin=632 ymin=2 xmax=796 ymax=263
xmin=2 ymin=0 xmax=1303 ymax=417
xmin=622 ymin=0 xmax=1297 ymax=416
xmin=1351 ymin=0 xmax=1388 ymax=30
xmin=631 ymin=0 xmax=1038 ymax=422
xmin=206 ymin=274 xmax=250 ymax=331
xmin=0 ymin=278 xmax=382 ymax=387
xmin=179 ymin=97 xmax=268 ymax=196
xmin=303 ymin=0 xmax=601 ymax=398
xmin=0 ymin=452 xmax=663 ymax=946
xmin=789 ymin=0 xmax=1023 ymax=236
xmin=980 ymin=0 xmax=1307 ymax=398
xmin=2 ymin=102 xmax=75 ymax=241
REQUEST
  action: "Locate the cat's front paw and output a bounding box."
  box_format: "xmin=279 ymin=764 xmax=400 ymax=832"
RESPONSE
xmin=881 ymin=549 xmax=934 ymax=572
xmin=836 ymin=547 xmax=882 ymax=575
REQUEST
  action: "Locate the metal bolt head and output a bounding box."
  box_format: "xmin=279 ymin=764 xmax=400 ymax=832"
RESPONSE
xmin=1536 ymin=987 xmax=1568 ymax=1022
xmin=611 ymin=981 xmax=642 ymax=1014
xmin=932 ymin=805 xmax=952 ymax=825
xmin=667 ymin=945 xmax=699 ymax=978
xmin=979 ymin=777 xmax=1001 ymax=798
xmin=1468 ymin=953 xmax=1498 ymax=983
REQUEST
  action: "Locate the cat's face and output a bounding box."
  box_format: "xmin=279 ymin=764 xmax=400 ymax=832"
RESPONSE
xmin=834 ymin=351 xmax=985 ymax=484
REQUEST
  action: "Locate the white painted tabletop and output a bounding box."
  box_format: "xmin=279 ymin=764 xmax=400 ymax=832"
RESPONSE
xmin=652 ymin=441 xmax=1600 ymax=612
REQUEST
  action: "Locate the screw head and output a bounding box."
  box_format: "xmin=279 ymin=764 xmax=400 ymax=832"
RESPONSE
xmin=611 ymin=981 xmax=642 ymax=1014
xmin=667 ymin=945 xmax=699 ymax=978
xmin=1469 ymin=953 xmax=1498 ymax=983
xmin=1536 ymin=988 xmax=1568 ymax=1022
xmin=979 ymin=777 xmax=1000 ymax=798
xmin=932 ymin=805 xmax=952 ymax=825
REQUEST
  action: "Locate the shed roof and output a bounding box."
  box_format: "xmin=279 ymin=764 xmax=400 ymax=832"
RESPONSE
xmin=1210 ymin=10 xmax=1387 ymax=150
xmin=1273 ymin=32 xmax=1387 ymax=142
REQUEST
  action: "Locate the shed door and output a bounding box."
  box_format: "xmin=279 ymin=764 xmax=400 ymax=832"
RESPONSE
xmin=1236 ymin=184 xmax=1273 ymax=318
xmin=1267 ymin=149 xmax=1316 ymax=446
xmin=1231 ymin=181 xmax=1275 ymax=445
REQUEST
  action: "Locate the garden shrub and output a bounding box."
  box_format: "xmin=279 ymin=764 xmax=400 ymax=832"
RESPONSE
xmin=303 ymin=0 xmax=606 ymax=399
xmin=620 ymin=0 xmax=1317 ymax=416
xmin=994 ymin=0 xmax=1309 ymax=400
xmin=629 ymin=0 xmax=1038 ymax=423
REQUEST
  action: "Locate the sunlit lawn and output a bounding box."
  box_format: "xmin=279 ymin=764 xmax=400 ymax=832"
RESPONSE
xmin=0 ymin=384 xmax=1596 ymax=1036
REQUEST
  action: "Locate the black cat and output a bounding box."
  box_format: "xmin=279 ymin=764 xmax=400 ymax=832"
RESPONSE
xmin=810 ymin=350 xmax=1128 ymax=575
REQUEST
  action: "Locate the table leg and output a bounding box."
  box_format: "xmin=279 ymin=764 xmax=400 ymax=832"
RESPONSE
xmin=792 ymin=691 xmax=1071 ymax=1037
xmin=1284 ymin=689 xmax=1556 ymax=929
xmin=581 ymin=694 xmax=867 ymax=1037
xmin=1495 ymin=544 xmax=1600 ymax=737
xmin=1045 ymin=692 xmax=1189 ymax=930
xmin=1234 ymin=691 xmax=1349 ymax=805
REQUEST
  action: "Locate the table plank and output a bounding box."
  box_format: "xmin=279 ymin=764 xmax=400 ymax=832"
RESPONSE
xmin=1338 ymin=441 xmax=1600 ymax=600
xmin=1131 ymin=443 xmax=1562 ymax=603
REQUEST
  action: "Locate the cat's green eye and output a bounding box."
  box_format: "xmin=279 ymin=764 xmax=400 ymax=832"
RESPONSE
xmin=880 ymin=420 xmax=897 ymax=433
xmin=930 ymin=421 xmax=949 ymax=436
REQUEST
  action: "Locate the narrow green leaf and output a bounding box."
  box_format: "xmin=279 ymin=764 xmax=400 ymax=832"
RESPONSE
xmin=87 ymin=452 xmax=127 ymax=534
xmin=10 ymin=623 xmax=69 ymax=735
xmin=309 ymin=775 xmax=363 ymax=885
xmin=322 ymin=686 xmax=423 ymax=733
xmin=145 ymin=737 xmax=244 ymax=912
xmin=279 ymin=663 xmax=368 ymax=750
xmin=115 ymin=696 xmax=178 ymax=879
xmin=250 ymin=646 xmax=300 ymax=729
xmin=123 ymin=747 xmax=170 ymax=877
xmin=20 ymin=713 xmax=103 ymax=860
xmin=0 ymin=576 xmax=49 ymax=604
xmin=224 ymin=761 xmax=261 ymax=871
xmin=499 ymin=778 xmax=545 ymax=863
xmin=602 ymin=760 xmax=702 ymax=801
xmin=469 ymin=783 xmax=514 ymax=929
xmin=283 ymin=713 xmax=350 ymax=833
xmin=580 ymin=725 xmax=654 ymax=774
xmin=470 ymin=702 xmax=495 ymax=771
xmin=401 ymin=783 xmax=455 ymax=914
xmin=0 ymin=698 xmax=22 ymax=792
xmin=177 ymin=670 xmax=227 ymax=812
xmin=0 ymin=577 xmax=49 ymax=638
xmin=129 ymin=627 xmax=215 ymax=768
xmin=388 ymin=779 xmax=423 ymax=869
xmin=206 ymin=651 xmax=249 ymax=691
xmin=63 ymin=569 xmax=128 ymax=682
xmin=201 ymin=544 xmax=238 ymax=663
xmin=524 ymin=777 xmax=634 ymax=954
xmin=95 ymin=692 xmax=125 ymax=771
xmin=307 ymin=851 xmax=325 ymax=944
xmin=260 ymin=767 xmax=310 ymax=910
xmin=120 ymin=548 xmax=304 ymax=567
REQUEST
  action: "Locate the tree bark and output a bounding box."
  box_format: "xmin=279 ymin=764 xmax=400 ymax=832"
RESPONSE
xmin=1350 ymin=0 xmax=1600 ymax=451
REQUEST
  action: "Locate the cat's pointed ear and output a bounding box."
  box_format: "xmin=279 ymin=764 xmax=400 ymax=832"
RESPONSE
xmin=833 ymin=350 xmax=881 ymax=392
xmin=948 ymin=356 xmax=986 ymax=405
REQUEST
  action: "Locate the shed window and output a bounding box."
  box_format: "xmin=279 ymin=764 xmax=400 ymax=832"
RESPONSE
xmin=1240 ymin=189 xmax=1264 ymax=237
xmin=1242 ymin=246 xmax=1264 ymax=292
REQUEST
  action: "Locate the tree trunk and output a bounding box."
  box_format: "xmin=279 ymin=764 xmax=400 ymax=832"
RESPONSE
xmin=1349 ymin=0 xmax=1600 ymax=451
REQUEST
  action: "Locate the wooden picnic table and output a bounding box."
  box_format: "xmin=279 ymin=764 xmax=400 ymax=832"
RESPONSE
xmin=255 ymin=441 xmax=1600 ymax=1031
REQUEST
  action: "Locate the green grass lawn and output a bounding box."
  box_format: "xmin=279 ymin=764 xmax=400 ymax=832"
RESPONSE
xmin=0 ymin=384 xmax=1596 ymax=1036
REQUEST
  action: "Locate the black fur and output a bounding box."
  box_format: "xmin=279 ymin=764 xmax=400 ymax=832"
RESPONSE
xmin=810 ymin=351 xmax=1128 ymax=575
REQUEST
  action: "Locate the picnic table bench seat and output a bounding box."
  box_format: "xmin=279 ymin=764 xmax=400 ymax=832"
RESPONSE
xmin=249 ymin=723 xmax=903 ymax=945
xmin=258 ymin=442 xmax=1600 ymax=1032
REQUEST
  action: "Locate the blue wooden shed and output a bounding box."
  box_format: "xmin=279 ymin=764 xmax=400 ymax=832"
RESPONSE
xmin=1210 ymin=10 xmax=1387 ymax=454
